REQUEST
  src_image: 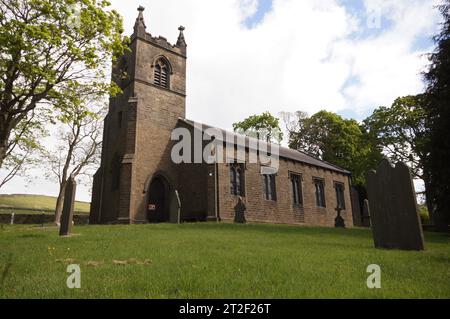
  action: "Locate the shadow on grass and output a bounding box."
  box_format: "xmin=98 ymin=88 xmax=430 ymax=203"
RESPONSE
xmin=175 ymin=222 xmax=450 ymax=246
xmin=177 ymin=222 xmax=371 ymax=239
xmin=18 ymin=233 xmax=47 ymax=239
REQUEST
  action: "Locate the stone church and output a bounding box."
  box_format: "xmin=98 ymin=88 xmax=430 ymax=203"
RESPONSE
xmin=89 ymin=7 xmax=354 ymax=227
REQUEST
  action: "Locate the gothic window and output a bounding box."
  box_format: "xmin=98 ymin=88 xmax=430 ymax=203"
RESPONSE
xmin=290 ymin=173 xmax=303 ymax=206
xmin=230 ymin=163 xmax=245 ymax=196
xmin=263 ymin=173 xmax=277 ymax=201
xmin=334 ymin=182 xmax=346 ymax=210
xmin=154 ymin=58 xmax=170 ymax=88
xmin=314 ymin=178 xmax=326 ymax=208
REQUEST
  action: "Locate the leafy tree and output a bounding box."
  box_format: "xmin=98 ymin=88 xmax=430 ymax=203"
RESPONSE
xmin=0 ymin=108 xmax=47 ymax=187
xmin=286 ymin=110 xmax=382 ymax=186
xmin=233 ymin=112 xmax=283 ymax=144
xmin=423 ymin=1 xmax=450 ymax=229
xmin=43 ymin=101 xmax=103 ymax=225
xmin=0 ymin=0 xmax=127 ymax=170
xmin=364 ymin=95 xmax=436 ymax=217
xmin=363 ymin=95 xmax=431 ymax=204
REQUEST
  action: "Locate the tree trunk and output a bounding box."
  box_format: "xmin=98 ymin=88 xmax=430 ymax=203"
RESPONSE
xmin=423 ymin=172 xmax=434 ymax=225
xmin=0 ymin=130 xmax=10 ymax=170
xmin=0 ymin=145 xmax=6 ymax=170
xmin=54 ymin=182 xmax=67 ymax=225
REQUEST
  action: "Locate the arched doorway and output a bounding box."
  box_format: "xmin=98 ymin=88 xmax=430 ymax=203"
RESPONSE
xmin=147 ymin=175 xmax=170 ymax=222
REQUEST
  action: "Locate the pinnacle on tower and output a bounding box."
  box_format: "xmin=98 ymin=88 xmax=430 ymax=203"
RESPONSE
xmin=134 ymin=6 xmax=147 ymax=37
xmin=176 ymin=25 xmax=187 ymax=54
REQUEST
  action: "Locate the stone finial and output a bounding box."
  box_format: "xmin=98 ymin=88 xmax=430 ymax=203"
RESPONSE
xmin=176 ymin=25 xmax=187 ymax=48
xmin=134 ymin=6 xmax=147 ymax=36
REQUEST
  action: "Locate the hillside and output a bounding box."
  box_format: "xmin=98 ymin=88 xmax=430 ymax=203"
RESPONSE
xmin=0 ymin=194 xmax=90 ymax=214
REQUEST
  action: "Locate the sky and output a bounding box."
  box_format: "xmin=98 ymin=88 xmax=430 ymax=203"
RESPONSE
xmin=0 ymin=0 xmax=443 ymax=202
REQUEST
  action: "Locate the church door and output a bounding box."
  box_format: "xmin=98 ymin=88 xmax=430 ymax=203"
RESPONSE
xmin=148 ymin=177 xmax=169 ymax=222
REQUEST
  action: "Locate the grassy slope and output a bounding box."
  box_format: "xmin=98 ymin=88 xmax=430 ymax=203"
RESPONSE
xmin=0 ymin=194 xmax=90 ymax=214
xmin=0 ymin=223 xmax=449 ymax=299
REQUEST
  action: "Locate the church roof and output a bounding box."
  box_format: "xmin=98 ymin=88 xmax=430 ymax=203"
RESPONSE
xmin=178 ymin=118 xmax=351 ymax=175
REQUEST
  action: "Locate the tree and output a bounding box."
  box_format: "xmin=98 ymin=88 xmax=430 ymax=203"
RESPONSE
xmin=285 ymin=110 xmax=382 ymax=186
xmin=0 ymin=108 xmax=47 ymax=187
xmin=233 ymin=111 xmax=283 ymax=143
xmin=43 ymin=102 xmax=103 ymax=225
xmin=423 ymin=1 xmax=450 ymax=229
xmin=363 ymin=95 xmax=432 ymax=211
xmin=0 ymin=0 xmax=127 ymax=170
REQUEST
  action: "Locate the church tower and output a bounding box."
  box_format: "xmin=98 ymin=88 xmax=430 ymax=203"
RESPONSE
xmin=90 ymin=7 xmax=187 ymax=224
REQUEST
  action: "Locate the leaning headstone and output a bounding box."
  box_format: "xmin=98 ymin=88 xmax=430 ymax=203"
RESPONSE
xmin=59 ymin=178 xmax=77 ymax=237
xmin=362 ymin=199 xmax=371 ymax=227
xmin=366 ymin=159 xmax=425 ymax=251
xmin=350 ymin=187 xmax=363 ymax=227
xmin=234 ymin=197 xmax=247 ymax=224
xmin=169 ymin=190 xmax=182 ymax=224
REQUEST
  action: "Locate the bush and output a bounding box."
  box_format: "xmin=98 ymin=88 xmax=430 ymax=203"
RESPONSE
xmin=419 ymin=206 xmax=430 ymax=225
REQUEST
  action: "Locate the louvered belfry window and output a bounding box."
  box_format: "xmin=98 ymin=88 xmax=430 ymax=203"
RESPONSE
xmin=154 ymin=59 xmax=170 ymax=88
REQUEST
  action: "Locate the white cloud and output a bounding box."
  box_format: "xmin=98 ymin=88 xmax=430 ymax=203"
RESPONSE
xmin=0 ymin=0 xmax=442 ymax=200
xmin=107 ymin=0 xmax=440 ymax=125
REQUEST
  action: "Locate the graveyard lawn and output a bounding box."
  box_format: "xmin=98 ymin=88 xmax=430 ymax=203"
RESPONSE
xmin=0 ymin=223 xmax=449 ymax=299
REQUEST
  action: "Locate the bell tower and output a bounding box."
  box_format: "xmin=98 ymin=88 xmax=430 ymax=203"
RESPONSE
xmin=90 ymin=6 xmax=188 ymax=224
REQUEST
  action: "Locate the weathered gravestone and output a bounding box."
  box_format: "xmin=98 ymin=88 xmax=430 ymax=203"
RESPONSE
xmin=366 ymin=159 xmax=425 ymax=251
xmin=362 ymin=199 xmax=371 ymax=227
xmin=169 ymin=190 xmax=182 ymax=224
xmin=335 ymin=207 xmax=346 ymax=228
xmin=350 ymin=187 xmax=363 ymax=227
xmin=234 ymin=197 xmax=247 ymax=224
xmin=59 ymin=177 xmax=77 ymax=237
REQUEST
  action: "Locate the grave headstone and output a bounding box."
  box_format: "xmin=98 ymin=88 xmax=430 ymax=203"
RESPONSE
xmin=335 ymin=207 xmax=346 ymax=228
xmin=366 ymin=159 xmax=425 ymax=251
xmin=351 ymin=187 xmax=363 ymax=227
xmin=10 ymin=213 xmax=14 ymax=225
xmin=59 ymin=177 xmax=77 ymax=236
xmin=362 ymin=199 xmax=371 ymax=227
xmin=234 ymin=197 xmax=247 ymax=224
xmin=169 ymin=189 xmax=182 ymax=224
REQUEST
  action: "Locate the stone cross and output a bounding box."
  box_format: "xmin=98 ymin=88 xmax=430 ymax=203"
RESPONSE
xmin=59 ymin=177 xmax=77 ymax=237
xmin=366 ymin=159 xmax=425 ymax=251
xmin=335 ymin=207 xmax=346 ymax=228
xmin=234 ymin=197 xmax=247 ymax=224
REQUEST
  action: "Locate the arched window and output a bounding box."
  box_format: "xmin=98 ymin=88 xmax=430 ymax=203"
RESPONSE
xmin=230 ymin=163 xmax=245 ymax=196
xmin=154 ymin=58 xmax=170 ymax=88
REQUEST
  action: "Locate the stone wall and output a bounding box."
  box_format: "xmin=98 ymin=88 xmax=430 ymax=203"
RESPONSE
xmin=0 ymin=214 xmax=89 ymax=225
xmin=217 ymin=151 xmax=353 ymax=228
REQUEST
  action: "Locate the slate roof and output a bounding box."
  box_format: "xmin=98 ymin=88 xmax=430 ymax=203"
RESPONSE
xmin=178 ymin=118 xmax=351 ymax=175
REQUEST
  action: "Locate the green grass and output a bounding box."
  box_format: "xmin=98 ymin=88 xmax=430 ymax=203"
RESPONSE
xmin=0 ymin=194 xmax=90 ymax=214
xmin=0 ymin=223 xmax=449 ymax=299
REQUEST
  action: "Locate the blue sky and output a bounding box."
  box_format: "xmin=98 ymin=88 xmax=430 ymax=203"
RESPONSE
xmin=242 ymin=0 xmax=437 ymax=121
xmin=244 ymin=0 xmax=273 ymax=28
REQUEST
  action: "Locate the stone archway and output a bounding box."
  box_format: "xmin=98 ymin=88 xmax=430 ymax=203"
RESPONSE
xmin=147 ymin=175 xmax=171 ymax=223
